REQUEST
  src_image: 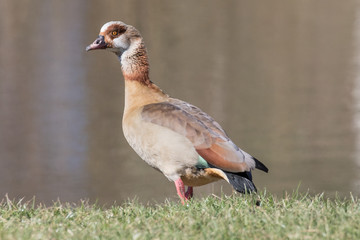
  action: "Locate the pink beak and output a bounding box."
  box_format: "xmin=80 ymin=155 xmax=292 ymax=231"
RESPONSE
xmin=86 ymin=35 xmax=107 ymax=51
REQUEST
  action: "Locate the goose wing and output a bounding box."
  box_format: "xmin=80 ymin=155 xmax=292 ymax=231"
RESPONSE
xmin=141 ymin=99 xmax=268 ymax=173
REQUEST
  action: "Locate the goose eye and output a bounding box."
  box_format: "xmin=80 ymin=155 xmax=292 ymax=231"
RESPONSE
xmin=111 ymin=31 xmax=118 ymax=36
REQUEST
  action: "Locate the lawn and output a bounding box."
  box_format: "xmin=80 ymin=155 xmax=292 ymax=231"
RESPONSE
xmin=0 ymin=191 xmax=359 ymax=239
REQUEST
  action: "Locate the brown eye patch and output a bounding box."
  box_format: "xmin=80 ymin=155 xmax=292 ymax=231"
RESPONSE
xmin=107 ymin=24 xmax=127 ymax=39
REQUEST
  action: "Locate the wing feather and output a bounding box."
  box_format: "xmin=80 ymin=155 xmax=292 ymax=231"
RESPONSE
xmin=141 ymin=99 xmax=260 ymax=172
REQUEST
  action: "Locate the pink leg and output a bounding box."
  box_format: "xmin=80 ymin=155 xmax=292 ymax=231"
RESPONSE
xmin=185 ymin=186 xmax=193 ymax=199
xmin=174 ymin=179 xmax=193 ymax=204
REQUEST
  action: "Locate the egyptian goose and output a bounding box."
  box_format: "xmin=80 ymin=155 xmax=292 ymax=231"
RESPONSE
xmin=86 ymin=21 xmax=268 ymax=204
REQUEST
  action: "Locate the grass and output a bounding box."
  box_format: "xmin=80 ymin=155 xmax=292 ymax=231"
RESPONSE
xmin=0 ymin=191 xmax=359 ymax=240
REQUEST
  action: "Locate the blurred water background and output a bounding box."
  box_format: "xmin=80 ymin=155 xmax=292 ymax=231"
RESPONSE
xmin=1 ymin=0 xmax=360 ymax=205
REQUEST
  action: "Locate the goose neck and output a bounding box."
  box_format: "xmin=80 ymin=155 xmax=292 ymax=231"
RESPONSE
xmin=119 ymin=39 xmax=151 ymax=86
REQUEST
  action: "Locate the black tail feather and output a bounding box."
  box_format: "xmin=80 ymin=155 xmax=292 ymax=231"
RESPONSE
xmin=253 ymin=157 xmax=269 ymax=173
xmin=206 ymin=159 xmax=267 ymax=194
xmin=224 ymin=171 xmax=257 ymax=193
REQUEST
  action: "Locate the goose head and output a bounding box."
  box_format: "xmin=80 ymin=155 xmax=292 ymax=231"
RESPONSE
xmin=86 ymin=21 xmax=142 ymax=56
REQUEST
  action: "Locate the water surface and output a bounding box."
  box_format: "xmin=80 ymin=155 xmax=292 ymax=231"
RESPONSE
xmin=0 ymin=0 xmax=359 ymax=204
